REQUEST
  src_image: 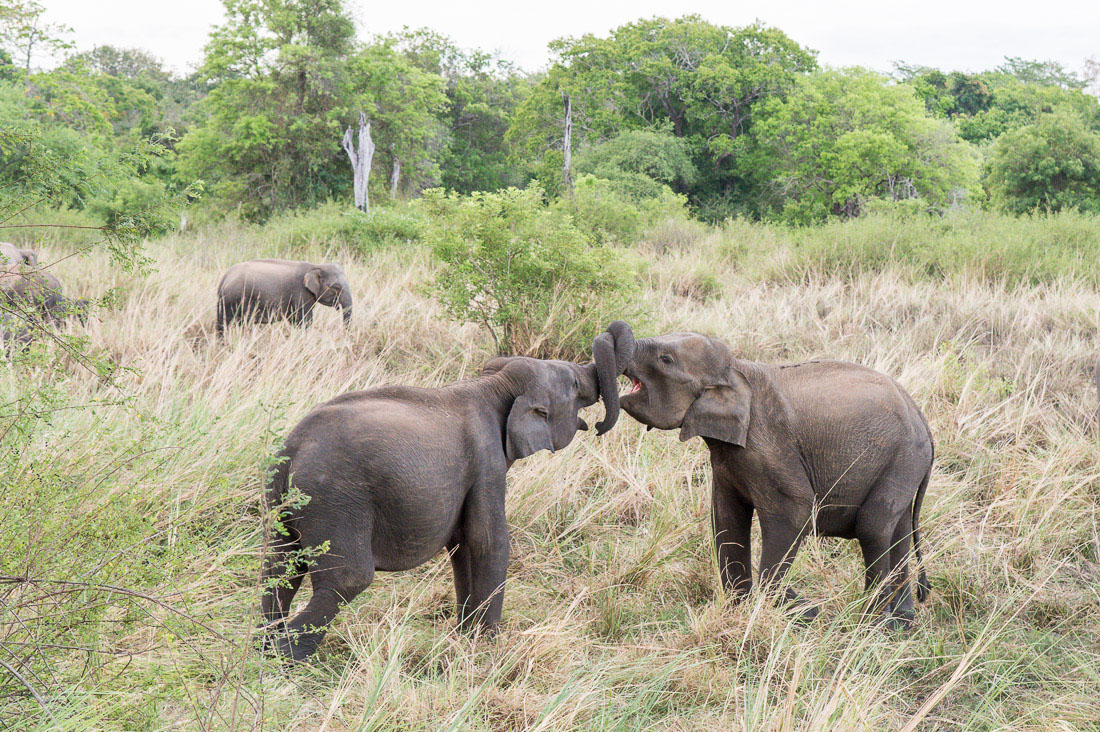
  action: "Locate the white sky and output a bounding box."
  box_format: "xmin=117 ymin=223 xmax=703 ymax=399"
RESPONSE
xmin=38 ymin=0 xmax=1100 ymax=76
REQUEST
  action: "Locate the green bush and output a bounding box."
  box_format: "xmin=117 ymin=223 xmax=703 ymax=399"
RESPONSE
xmin=263 ymin=201 xmax=425 ymax=252
xmin=423 ymin=186 xmax=637 ymax=358
xmin=90 ymin=178 xmax=176 ymax=235
xmin=555 ymin=175 xmax=691 ymax=246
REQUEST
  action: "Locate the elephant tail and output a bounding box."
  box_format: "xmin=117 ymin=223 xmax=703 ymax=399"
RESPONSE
xmin=913 ymin=454 xmax=932 ymax=603
xmin=265 ymin=449 xmax=292 ymax=510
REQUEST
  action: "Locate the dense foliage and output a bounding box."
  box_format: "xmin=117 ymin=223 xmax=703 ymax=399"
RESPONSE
xmin=4 ymin=0 xmax=1098 ymax=223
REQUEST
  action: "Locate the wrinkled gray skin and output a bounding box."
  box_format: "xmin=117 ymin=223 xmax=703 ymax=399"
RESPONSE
xmin=261 ymin=322 xmax=634 ymax=661
xmin=621 ymin=333 xmax=934 ymax=627
xmin=216 ymin=259 xmax=352 ymax=334
xmin=0 ymin=242 xmax=38 ymax=268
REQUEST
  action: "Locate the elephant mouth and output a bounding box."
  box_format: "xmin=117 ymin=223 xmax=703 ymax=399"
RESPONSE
xmin=629 ymin=377 xmax=644 ymax=394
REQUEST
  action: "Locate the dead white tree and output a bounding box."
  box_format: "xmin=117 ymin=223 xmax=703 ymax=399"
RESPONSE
xmin=390 ymin=153 xmax=401 ymax=198
xmin=562 ymin=92 xmax=573 ymax=191
xmin=342 ymin=112 xmax=375 ymax=212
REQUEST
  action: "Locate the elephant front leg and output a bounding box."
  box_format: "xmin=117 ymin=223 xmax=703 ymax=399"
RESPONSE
xmin=459 ymin=485 xmax=510 ymax=635
xmin=713 ymin=485 xmax=752 ymax=599
xmin=758 ymin=511 xmax=816 ymax=619
xmin=446 ymin=532 xmax=473 ymax=624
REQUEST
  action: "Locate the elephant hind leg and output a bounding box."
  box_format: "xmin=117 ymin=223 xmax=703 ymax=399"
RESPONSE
xmin=278 ymin=525 xmax=375 ymax=661
xmin=260 ymin=526 xmax=306 ymax=626
xmin=887 ymin=515 xmax=915 ymax=625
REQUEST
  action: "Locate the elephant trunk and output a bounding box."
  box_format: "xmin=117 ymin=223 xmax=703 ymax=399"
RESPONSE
xmin=338 ymin=290 xmax=352 ymax=325
xmin=593 ymin=320 xmax=635 ymax=435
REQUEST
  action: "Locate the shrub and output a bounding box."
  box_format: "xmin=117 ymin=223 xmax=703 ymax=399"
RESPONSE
xmin=90 ymin=178 xmax=176 ymax=236
xmin=263 ymin=201 xmax=425 ymax=252
xmin=555 ymin=175 xmax=691 ymax=246
xmin=423 ymin=186 xmax=637 ymax=358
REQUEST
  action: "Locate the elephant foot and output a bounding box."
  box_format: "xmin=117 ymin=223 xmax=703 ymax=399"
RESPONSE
xmin=782 ymin=588 xmax=820 ymax=623
xmin=882 ymin=609 xmax=915 ymax=632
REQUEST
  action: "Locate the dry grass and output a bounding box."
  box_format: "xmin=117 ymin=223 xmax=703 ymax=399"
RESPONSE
xmin=2 ymin=217 xmax=1099 ymax=730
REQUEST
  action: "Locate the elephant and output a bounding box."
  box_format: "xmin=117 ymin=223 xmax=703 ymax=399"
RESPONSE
xmin=216 ymin=259 xmax=352 ymax=334
xmin=0 ymin=242 xmax=38 ymax=268
xmin=0 ymin=265 xmax=86 ymax=326
xmin=1094 ymin=354 xmax=1100 ymax=423
xmin=260 ymin=321 xmax=635 ymax=661
xmin=619 ymin=333 xmax=934 ymax=627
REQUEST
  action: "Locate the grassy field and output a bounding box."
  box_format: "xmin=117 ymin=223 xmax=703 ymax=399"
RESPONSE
xmin=2 ymin=211 xmax=1099 ymax=729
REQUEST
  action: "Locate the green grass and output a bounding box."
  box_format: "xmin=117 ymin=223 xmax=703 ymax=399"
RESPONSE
xmin=1 ymin=209 xmax=1098 ymax=729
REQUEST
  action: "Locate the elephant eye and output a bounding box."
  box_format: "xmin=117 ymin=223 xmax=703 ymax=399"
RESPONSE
xmin=659 ymin=354 xmax=673 ymax=364
xmin=533 ymin=407 xmax=549 ymax=419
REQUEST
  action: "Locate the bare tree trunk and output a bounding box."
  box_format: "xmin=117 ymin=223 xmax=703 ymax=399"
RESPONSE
xmin=342 ymin=112 xmax=375 ymax=212
xmin=562 ymin=92 xmax=573 ymax=191
xmin=390 ymin=154 xmax=401 ymax=198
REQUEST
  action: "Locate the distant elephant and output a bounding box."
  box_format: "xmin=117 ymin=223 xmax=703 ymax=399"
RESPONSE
xmin=0 ymin=265 xmax=85 ymax=326
xmin=216 ymin=259 xmax=352 ymax=334
xmin=620 ymin=333 xmax=934 ymax=627
xmin=1094 ymin=354 xmax=1100 ymax=423
xmin=0 ymin=242 xmax=38 ymax=268
xmin=261 ymin=321 xmax=635 ymax=661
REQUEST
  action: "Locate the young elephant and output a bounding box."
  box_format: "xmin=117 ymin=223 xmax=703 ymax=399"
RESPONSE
xmin=216 ymin=259 xmax=352 ymax=334
xmin=261 ymin=322 xmax=635 ymax=661
xmin=620 ymin=333 xmax=934 ymax=626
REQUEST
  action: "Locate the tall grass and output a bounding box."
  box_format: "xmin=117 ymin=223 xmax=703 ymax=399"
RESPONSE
xmin=1 ymin=211 xmax=1098 ymax=729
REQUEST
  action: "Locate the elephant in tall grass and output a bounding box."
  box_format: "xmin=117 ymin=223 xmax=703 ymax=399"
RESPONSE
xmin=261 ymin=322 xmax=635 ymax=661
xmin=620 ymin=332 xmax=934 ymax=626
xmin=216 ymin=259 xmax=352 ymax=334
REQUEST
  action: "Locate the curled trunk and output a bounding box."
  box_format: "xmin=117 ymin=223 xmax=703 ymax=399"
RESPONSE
xmin=593 ymin=320 xmax=635 ymax=435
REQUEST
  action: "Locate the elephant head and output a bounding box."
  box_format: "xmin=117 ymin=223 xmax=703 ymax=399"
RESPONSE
xmin=0 ymin=242 xmax=37 ymax=268
xmin=621 ymin=333 xmax=752 ymax=446
xmin=304 ymin=264 xmax=352 ymax=324
xmin=482 ymin=320 xmax=635 ymax=442
xmin=497 ymin=358 xmax=593 ymax=460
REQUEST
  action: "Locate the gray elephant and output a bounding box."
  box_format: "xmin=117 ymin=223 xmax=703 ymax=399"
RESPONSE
xmin=1094 ymin=354 xmax=1100 ymax=423
xmin=0 ymin=265 xmax=86 ymax=326
xmin=620 ymin=333 xmax=934 ymax=626
xmin=216 ymin=259 xmax=352 ymax=334
xmin=261 ymin=322 xmax=635 ymax=661
xmin=0 ymin=242 xmax=38 ymax=267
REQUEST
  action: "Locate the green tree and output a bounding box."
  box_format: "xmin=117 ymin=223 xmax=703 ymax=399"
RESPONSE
xmin=178 ymin=0 xmax=357 ymax=217
xmin=508 ymin=16 xmax=815 ymax=212
xmin=386 ymin=28 xmax=529 ymax=194
xmin=574 ymin=128 xmax=697 ymax=200
xmin=346 ymin=41 xmax=448 ymax=197
xmin=748 ymin=68 xmax=980 ymax=222
xmin=0 ymin=0 xmax=72 ymax=78
xmin=986 ymin=111 xmax=1100 ymax=214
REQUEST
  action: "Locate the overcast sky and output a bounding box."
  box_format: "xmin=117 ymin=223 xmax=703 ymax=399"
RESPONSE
xmin=38 ymin=0 xmax=1100 ymax=77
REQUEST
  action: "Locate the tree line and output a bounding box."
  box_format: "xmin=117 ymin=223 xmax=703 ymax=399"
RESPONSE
xmin=2 ymin=0 xmax=1099 ymax=225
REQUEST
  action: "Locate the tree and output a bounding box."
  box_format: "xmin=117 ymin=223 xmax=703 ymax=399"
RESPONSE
xmin=346 ymin=41 xmax=448 ymax=198
xmin=383 ymin=28 xmax=529 ymax=194
xmin=0 ymin=0 xmax=72 ymax=78
xmin=574 ymin=128 xmax=697 ymax=200
xmin=508 ymin=16 xmax=815 ymax=214
xmin=178 ymin=0 xmax=357 ymax=217
xmin=986 ymin=111 xmax=1100 ymax=214
xmin=747 ymin=68 xmax=980 ymax=222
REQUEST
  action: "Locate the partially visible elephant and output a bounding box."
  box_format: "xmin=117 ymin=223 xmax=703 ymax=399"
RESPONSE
xmin=0 ymin=265 xmax=85 ymax=326
xmin=620 ymin=333 xmax=934 ymax=627
xmin=0 ymin=242 xmax=38 ymax=268
xmin=1094 ymin=354 xmax=1100 ymax=423
xmin=261 ymin=321 xmax=635 ymax=661
xmin=216 ymin=259 xmax=352 ymax=334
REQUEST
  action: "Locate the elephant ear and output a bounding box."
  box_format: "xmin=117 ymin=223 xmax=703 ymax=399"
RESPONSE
xmin=303 ymin=268 xmax=323 ymax=298
xmin=481 ymin=356 xmax=521 ymax=376
xmin=505 ymin=394 xmax=554 ymax=461
xmin=679 ymin=368 xmax=753 ymax=447
xmin=18 ymin=249 xmax=37 ymax=267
